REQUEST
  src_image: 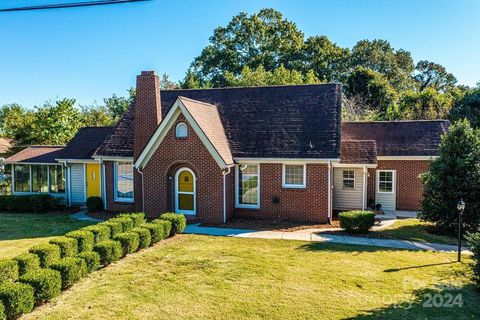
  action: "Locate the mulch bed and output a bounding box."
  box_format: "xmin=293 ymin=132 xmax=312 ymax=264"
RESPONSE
xmin=203 ymin=218 xmax=341 ymax=232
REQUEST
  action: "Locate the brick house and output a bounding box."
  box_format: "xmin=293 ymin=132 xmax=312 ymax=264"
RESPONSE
xmin=5 ymin=71 xmax=449 ymax=224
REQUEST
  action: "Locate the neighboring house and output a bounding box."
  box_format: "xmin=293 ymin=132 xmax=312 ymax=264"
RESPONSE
xmin=4 ymin=71 xmax=448 ymax=223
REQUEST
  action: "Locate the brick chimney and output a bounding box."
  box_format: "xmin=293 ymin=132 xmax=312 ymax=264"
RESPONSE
xmin=134 ymin=71 xmax=162 ymax=160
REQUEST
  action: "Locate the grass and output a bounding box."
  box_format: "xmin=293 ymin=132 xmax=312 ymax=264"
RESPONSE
xmin=0 ymin=213 xmax=95 ymax=258
xmin=374 ymin=219 xmax=457 ymax=245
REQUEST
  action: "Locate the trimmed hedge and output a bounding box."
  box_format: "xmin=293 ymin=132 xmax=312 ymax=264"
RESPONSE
xmin=86 ymin=196 xmax=103 ymax=212
xmin=118 ymin=213 xmax=145 ymax=227
xmin=339 ymin=210 xmax=375 ymax=234
xmin=93 ymin=240 xmax=123 ymax=265
xmin=131 ymin=227 xmax=151 ymax=249
xmin=13 ymin=253 xmax=40 ymax=277
xmin=153 ymin=220 xmax=172 ymax=239
xmin=158 ymin=213 xmax=186 ymax=235
xmin=29 ymin=244 xmax=61 ymax=268
xmin=65 ymin=230 xmax=94 ymax=253
xmin=19 ymin=269 xmax=62 ymax=304
xmin=50 ymin=258 xmax=86 ymax=289
xmin=78 ymin=251 xmax=100 ymax=273
xmin=49 ymin=237 xmax=78 ymax=258
xmin=113 ymin=232 xmax=140 ymax=256
xmin=0 ymin=281 xmax=34 ymax=319
xmin=0 ymin=194 xmax=62 ymax=213
xmin=0 ymin=259 xmax=18 ymax=283
xmin=102 ymin=220 xmax=123 ymax=238
xmin=141 ymin=223 xmax=164 ymax=244
xmin=110 ymin=217 xmax=134 ymax=232
xmin=82 ymin=225 xmax=110 ymax=243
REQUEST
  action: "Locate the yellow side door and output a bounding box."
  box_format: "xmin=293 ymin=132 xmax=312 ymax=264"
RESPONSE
xmin=86 ymin=164 xmax=101 ymax=198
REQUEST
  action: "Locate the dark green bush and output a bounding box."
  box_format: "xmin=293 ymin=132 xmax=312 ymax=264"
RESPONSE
xmin=0 ymin=259 xmax=18 ymax=283
xmin=117 ymin=212 xmax=145 ymax=227
xmin=110 ymin=217 xmax=134 ymax=232
xmin=467 ymin=232 xmax=480 ymax=290
xmin=93 ymin=240 xmax=122 ymax=265
xmin=102 ymin=220 xmax=123 ymax=238
xmin=29 ymin=244 xmax=61 ymax=268
xmin=113 ymin=232 xmax=140 ymax=256
xmin=339 ymin=210 xmax=375 ymax=234
xmin=153 ymin=220 xmax=172 ymax=238
xmin=65 ymin=230 xmax=94 ymax=253
xmin=159 ymin=213 xmax=186 ymax=235
xmin=0 ymin=301 xmax=5 ymax=320
xmin=0 ymin=194 xmax=62 ymax=213
xmin=50 ymin=258 xmax=86 ymax=289
xmin=0 ymin=281 xmax=34 ymax=319
xmin=49 ymin=237 xmax=78 ymax=258
xmin=141 ymin=223 xmax=164 ymax=244
xmin=13 ymin=253 xmax=40 ymax=276
xmin=86 ymin=196 xmax=103 ymax=212
xmin=77 ymin=251 xmax=100 ymax=273
xmin=82 ymin=225 xmax=110 ymax=243
xmin=19 ymin=269 xmax=62 ymax=304
xmin=131 ymin=227 xmax=151 ymax=249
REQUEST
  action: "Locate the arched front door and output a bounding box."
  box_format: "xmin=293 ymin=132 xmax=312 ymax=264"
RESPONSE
xmin=175 ymin=168 xmax=196 ymax=215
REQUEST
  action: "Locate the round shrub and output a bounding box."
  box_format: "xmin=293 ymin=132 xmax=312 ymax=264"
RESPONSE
xmin=0 ymin=259 xmax=18 ymax=283
xmin=13 ymin=254 xmax=40 ymax=276
xmin=0 ymin=301 xmax=5 ymax=320
xmin=49 ymin=258 xmax=86 ymax=289
xmin=118 ymin=213 xmax=146 ymax=227
xmin=29 ymin=244 xmax=61 ymax=268
xmin=110 ymin=217 xmax=134 ymax=232
xmin=141 ymin=223 xmax=164 ymax=244
xmin=153 ymin=220 xmax=172 ymax=239
xmin=0 ymin=281 xmax=34 ymax=319
xmin=86 ymin=196 xmax=103 ymax=212
xmin=131 ymin=227 xmax=151 ymax=249
xmin=19 ymin=269 xmax=62 ymax=304
xmin=159 ymin=213 xmax=186 ymax=235
xmin=49 ymin=236 xmax=78 ymax=258
xmin=102 ymin=220 xmax=123 ymax=238
xmin=82 ymin=225 xmax=110 ymax=243
xmin=78 ymin=251 xmax=100 ymax=273
xmin=93 ymin=240 xmax=122 ymax=265
xmin=113 ymin=232 xmax=140 ymax=256
xmin=65 ymin=230 xmax=94 ymax=253
xmin=339 ymin=210 xmax=375 ymax=234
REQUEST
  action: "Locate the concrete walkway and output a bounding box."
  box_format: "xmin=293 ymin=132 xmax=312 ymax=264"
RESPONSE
xmin=70 ymin=210 xmax=103 ymax=222
xmin=185 ymin=224 xmax=469 ymax=254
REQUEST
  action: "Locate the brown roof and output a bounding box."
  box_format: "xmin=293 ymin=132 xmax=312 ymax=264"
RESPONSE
xmin=342 ymin=120 xmax=449 ymax=157
xmin=179 ymin=97 xmax=234 ymax=165
xmin=5 ymin=146 xmax=65 ymax=163
xmin=58 ymin=127 xmax=114 ymax=160
xmin=0 ymin=138 xmax=12 ymax=154
xmin=95 ymin=84 xmax=343 ymax=159
xmin=340 ymin=140 xmax=377 ymax=164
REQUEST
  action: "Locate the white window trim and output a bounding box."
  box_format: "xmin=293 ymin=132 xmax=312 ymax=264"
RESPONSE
xmin=174 ymin=167 xmax=196 ymax=215
xmin=377 ymin=170 xmax=395 ymax=194
xmin=282 ymin=164 xmax=306 ymax=189
xmin=175 ymin=122 xmax=188 ymax=138
xmin=235 ymin=164 xmax=260 ymax=209
xmin=114 ymin=161 xmax=134 ymax=203
xmin=342 ymin=170 xmax=355 ymax=190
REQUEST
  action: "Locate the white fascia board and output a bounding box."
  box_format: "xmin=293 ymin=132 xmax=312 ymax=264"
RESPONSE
xmin=332 ymin=163 xmax=377 ymax=168
xmin=55 ymin=159 xmax=99 ymax=164
xmin=5 ymin=161 xmax=60 ymax=165
xmin=377 ymin=156 xmax=437 ymax=161
xmin=234 ymin=158 xmax=340 ymax=164
xmin=93 ymin=156 xmax=134 ymax=162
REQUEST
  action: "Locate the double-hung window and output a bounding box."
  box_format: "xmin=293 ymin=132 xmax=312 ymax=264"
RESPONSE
xmin=115 ymin=161 xmax=134 ymax=202
xmin=342 ymin=170 xmax=355 ymax=189
xmin=282 ymin=164 xmax=306 ymax=188
xmin=236 ymin=164 xmax=259 ymax=208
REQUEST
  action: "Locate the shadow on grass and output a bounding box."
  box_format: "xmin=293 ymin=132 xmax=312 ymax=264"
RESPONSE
xmin=384 ymin=262 xmax=457 ymax=273
xmin=375 ymin=223 xmax=458 ymax=245
xmin=297 ymin=241 xmax=401 ymax=253
xmin=347 ymin=284 xmax=480 ymax=319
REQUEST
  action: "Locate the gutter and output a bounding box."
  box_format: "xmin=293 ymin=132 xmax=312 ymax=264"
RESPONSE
xmin=222 ymin=167 xmax=232 ymax=224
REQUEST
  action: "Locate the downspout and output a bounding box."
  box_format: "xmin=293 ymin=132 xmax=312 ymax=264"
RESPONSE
xmin=362 ymin=166 xmax=367 ymax=210
xmin=327 ymin=161 xmax=332 ymax=224
xmin=100 ymin=159 xmax=106 ymax=210
xmin=222 ymin=167 xmax=232 ymax=224
xmin=136 ymin=167 xmax=145 ymax=212
xmin=62 ymin=161 xmax=70 ymax=207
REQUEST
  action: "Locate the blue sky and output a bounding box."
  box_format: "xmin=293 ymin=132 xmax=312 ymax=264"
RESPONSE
xmin=0 ymin=0 xmax=479 ymax=107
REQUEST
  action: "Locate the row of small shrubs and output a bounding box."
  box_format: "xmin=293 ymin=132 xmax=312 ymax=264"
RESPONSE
xmin=339 ymin=210 xmax=375 ymax=234
xmin=0 ymin=212 xmax=186 ymax=319
xmin=0 ymin=194 xmax=64 ymax=213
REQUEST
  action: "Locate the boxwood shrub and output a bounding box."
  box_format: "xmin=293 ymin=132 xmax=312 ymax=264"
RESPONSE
xmin=113 ymin=232 xmax=140 ymax=256
xmin=93 ymin=240 xmax=123 ymax=265
xmin=86 ymin=196 xmax=103 ymax=212
xmin=131 ymin=227 xmax=151 ymax=249
xmin=339 ymin=210 xmax=375 ymax=234
xmin=0 ymin=281 xmax=34 ymax=319
xmin=0 ymin=259 xmax=18 ymax=283
xmin=82 ymin=225 xmax=110 ymax=243
xmin=110 ymin=217 xmax=134 ymax=232
xmin=153 ymin=219 xmax=172 ymax=239
xmin=49 ymin=258 xmax=86 ymax=289
xmin=78 ymin=251 xmax=100 ymax=273
xmin=13 ymin=253 xmax=40 ymax=276
xmin=19 ymin=269 xmax=62 ymax=304
xmin=29 ymin=244 xmax=61 ymax=268
xmin=118 ymin=212 xmax=145 ymax=227
xmin=49 ymin=236 xmax=78 ymax=258
xmin=141 ymin=223 xmax=164 ymax=244
xmin=0 ymin=194 xmax=62 ymax=213
xmin=102 ymin=220 xmax=123 ymax=238
xmin=158 ymin=213 xmax=186 ymax=235
xmin=65 ymin=230 xmax=94 ymax=253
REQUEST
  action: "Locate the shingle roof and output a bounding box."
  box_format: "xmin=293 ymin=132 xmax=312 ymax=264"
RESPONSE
xmin=342 ymin=120 xmax=449 ymax=157
xmin=94 ymin=84 xmax=343 ymax=159
xmin=179 ymin=97 xmax=234 ymax=165
xmin=5 ymin=146 xmax=65 ymax=163
xmin=340 ymin=140 xmax=377 ymax=164
xmin=58 ymin=127 xmax=114 ymax=160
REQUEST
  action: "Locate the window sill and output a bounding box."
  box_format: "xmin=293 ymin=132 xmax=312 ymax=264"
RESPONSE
xmin=114 ymin=199 xmax=134 ymax=203
xmin=235 ymin=204 xmax=260 ymax=209
xmin=282 ymin=185 xmax=306 ymax=189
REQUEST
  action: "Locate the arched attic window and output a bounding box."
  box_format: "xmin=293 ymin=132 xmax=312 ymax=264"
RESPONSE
xmin=175 ymin=122 xmax=188 ymax=138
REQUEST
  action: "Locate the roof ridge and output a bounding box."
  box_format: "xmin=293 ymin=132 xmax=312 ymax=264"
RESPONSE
xmin=343 ymin=119 xmax=450 ymax=124
xmin=164 ymin=83 xmax=340 ymax=92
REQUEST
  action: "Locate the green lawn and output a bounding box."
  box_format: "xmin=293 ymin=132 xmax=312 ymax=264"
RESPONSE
xmin=0 ymin=213 xmax=95 ymax=258
xmin=374 ymin=219 xmax=457 ymax=245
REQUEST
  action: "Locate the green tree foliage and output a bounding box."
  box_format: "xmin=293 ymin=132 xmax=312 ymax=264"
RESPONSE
xmin=420 ymin=120 xmax=480 ymax=233
xmin=0 ymin=104 xmax=36 ymax=144
xmin=80 ymin=105 xmax=115 ymax=127
xmin=398 ymin=88 xmax=455 ymax=120
xmin=414 ymin=60 xmax=457 ymax=92
xmin=224 ymin=65 xmax=320 ymax=87
xmin=450 ymin=88 xmax=480 ymax=128
xmin=103 ymin=88 xmax=135 ymax=122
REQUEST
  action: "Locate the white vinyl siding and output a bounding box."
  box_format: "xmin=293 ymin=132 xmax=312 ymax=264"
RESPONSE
xmin=333 ymin=168 xmax=364 ymax=210
xmin=70 ymin=164 xmax=86 ymax=204
xmin=376 ymin=170 xmax=396 ymax=211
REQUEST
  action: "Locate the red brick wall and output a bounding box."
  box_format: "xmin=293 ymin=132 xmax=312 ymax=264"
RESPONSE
xmin=367 ymin=160 xmax=430 ymax=211
xmin=234 ymin=163 xmax=329 ymax=223
xmin=104 ymin=161 xmax=138 ymax=212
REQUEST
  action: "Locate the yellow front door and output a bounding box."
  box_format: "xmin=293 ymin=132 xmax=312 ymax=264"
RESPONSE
xmin=86 ymin=164 xmax=101 ymax=198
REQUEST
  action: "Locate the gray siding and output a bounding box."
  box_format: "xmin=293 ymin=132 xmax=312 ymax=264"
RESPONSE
xmin=333 ymin=168 xmax=364 ymax=210
xmin=70 ymin=164 xmax=85 ymax=204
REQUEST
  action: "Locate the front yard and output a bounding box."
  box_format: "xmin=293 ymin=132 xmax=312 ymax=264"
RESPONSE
xmin=0 ymin=213 xmax=478 ymax=319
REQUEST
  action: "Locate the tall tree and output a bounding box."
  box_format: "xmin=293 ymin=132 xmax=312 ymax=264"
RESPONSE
xmin=449 ymin=88 xmax=480 ymax=128
xmin=414 ymin=60 xmax=457 ymax=92
xmin=80 ymin=105 xmax=115 ymax=127
xmin=160 ymin=73 xmax=179 ymax=90
xmin=0 ymin=104 xmax=35 ymax=144
xmin=398 ymin=88 xmax=455 ymax=120
xmin=103 ymin=88 xmax=135 ymax=121
xmin=224 ymin=65 xmax=320 ymax=87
